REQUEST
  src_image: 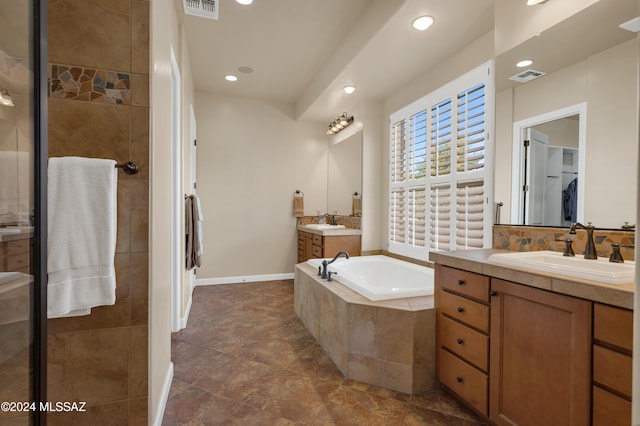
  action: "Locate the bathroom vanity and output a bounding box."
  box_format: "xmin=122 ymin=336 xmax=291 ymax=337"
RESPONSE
xmin=297 ymin=226 xmax=361 ymax=262
xmin=431 ymin=249 xmax=633 ymax=426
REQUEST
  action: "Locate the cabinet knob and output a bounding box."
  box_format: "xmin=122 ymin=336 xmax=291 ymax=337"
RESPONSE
xmin=456 ymin=376 xmax=463 ymax=383
xmin=457 ymin=307 xmax=464 ymax=313
xmin=457 ymin=279 xmax=465 ymax=286
xmin=456 ymin=338 xmax=464 ymax=345
xmin=489 ymin=290 xmax=497 ymax=297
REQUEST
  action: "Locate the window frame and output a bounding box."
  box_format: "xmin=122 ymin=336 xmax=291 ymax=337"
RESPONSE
xmin=388 ymin=61 xmax=495 ymax=261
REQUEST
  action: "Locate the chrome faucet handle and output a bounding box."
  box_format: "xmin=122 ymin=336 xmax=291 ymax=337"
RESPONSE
xmin=327 ymin=271 xmax=338 ymax=282
xmin=555 ymin=238 xmax=575 ymax=257
xmin=609 ymin=243 xmax=635 ymax=263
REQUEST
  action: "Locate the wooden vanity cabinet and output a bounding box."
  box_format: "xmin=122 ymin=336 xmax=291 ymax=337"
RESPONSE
xmin=592 ymin=303 xmax=632 ymax=426
xmin=435 ymin=264 xmax=490 ymax=416
xmin=489 ymin=278 xmax=591 ymax=426
xmin=296 ymin=231 xmax=360 ymax=263
xmin=0 ymin=239 xmax=30 ymax=273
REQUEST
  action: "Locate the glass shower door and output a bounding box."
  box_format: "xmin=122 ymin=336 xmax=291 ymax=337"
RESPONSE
xmin=0 ymin=1 xmax=39 ymax=424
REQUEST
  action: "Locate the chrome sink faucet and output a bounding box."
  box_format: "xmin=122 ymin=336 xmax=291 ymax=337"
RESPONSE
xmin=569 ymin=222 xmax=597 ymax=259
xmin=320 ymin=251 xmax=350 ymax=279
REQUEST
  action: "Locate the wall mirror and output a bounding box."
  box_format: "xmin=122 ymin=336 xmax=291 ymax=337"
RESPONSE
xmin=327 ymin=129 xmax=362 ymax=216
xmin=495 ymin=0 xmax=638 ymax=229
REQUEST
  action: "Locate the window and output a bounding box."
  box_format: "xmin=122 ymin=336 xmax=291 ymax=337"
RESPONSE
xmin=389 ymin=62 xmax=494 ymax=261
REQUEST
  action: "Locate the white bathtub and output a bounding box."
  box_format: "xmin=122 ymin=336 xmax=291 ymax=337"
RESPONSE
xmin=307 ymin=255 xmax=434 ymax=301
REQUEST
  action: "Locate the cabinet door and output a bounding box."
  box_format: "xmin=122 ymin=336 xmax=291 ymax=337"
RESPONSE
xmin=489 ymin=279 xmax=591 ymax=426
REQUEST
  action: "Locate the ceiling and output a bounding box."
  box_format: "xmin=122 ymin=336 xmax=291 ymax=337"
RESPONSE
xmin=178 ymin=0 xmax=495 ymax=123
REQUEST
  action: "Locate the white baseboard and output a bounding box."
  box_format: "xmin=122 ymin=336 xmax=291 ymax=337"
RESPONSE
xmin=152 ymin=361 xmax=174 ymax=426
xmin=179 ymin=293 xmax=193 ymax=330
xmin=195 ymin=272 xmax=294 ymax=286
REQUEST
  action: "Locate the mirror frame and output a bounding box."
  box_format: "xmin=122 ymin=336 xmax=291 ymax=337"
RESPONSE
xmin=510 ymin=102 xmax=587 ymax=225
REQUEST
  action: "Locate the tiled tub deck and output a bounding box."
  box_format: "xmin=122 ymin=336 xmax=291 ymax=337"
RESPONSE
xmin=294 ymin=263 xmax=435 ymax=394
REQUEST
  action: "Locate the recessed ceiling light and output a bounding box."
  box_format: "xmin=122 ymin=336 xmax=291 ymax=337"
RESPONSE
xmin=225 ymin=75 xmax=238 ymax=82
xmin=238 ymin=66 xmax=254 ymax=74
xmin=343 ymin=85 xmax=356 ymax=94
xmin=527 ymin=0 xmax=547 ymax=5
xmin=412 ymin=16 xmax=434 ymax=31
xmin=236 ymin=0 xmax=253 ymax=5
xmin=517 ymin=59 xmax=533 ymax=68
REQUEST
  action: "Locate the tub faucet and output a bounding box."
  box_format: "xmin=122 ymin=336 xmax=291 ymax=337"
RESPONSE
xmin=569 ymin=222 xmax=597 ymax=259
xmin=320 ymin=251 xmax=350 ymax=279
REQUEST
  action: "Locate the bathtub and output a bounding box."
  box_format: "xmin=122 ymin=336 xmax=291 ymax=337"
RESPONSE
xmin=307 ymin=255 xmax=434 ymax=301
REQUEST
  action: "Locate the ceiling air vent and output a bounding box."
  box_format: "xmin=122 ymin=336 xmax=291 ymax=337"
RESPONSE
xmin=509 ymin=69 xmax=546 ymax=83
xmin=183 ymin=0 xmax=218 ymax=20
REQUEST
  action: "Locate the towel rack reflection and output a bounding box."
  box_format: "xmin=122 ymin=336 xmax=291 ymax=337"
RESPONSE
xmin=115 ymin=161 xmax=139 ymax=175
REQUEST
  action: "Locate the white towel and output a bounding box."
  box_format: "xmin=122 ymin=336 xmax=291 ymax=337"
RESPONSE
xmin=47 ymin=157 xmax=117 ymax=318
xmin=194 ymin=194 xmax=204 ymax=256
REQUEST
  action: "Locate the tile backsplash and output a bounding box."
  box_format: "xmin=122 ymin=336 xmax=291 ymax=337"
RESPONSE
xmin=493 ymin=225 xmax=635 ymax=261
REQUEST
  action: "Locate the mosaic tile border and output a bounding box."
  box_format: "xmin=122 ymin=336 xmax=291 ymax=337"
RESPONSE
xmin=49 ymin=63 xmax=130 ymax=105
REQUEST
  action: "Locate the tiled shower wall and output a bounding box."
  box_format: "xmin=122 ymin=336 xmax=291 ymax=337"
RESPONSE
xmin=46 ymin=0 xmax=149 ymax=424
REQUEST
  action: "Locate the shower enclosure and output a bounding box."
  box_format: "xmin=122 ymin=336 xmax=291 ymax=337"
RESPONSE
xmin=0 ymin=0 xmax=47 ymax=425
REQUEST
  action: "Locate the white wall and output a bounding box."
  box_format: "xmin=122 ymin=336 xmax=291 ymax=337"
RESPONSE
xmin=194 ymin=93 xmax=327 ymax=279
xmin=149 ymin=0 xmax=191 ymax=422
xmin=494 ymin=0 xmax=598 ymax=56
xmin=179 ymin=26 xmax=195 ymax=317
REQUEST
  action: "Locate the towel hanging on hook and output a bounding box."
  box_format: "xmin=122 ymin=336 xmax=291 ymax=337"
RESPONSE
xmin=352 ymin=192 xmax=362 ymax=216
xmin=293 ymin=190 xmax=304 ymax=218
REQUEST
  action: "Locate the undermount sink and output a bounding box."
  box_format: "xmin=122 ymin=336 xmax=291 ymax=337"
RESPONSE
xmin=305 ymin=224 xmax=346 ymax=230
xmin=488 ymin=251 xmax=635 ymax=285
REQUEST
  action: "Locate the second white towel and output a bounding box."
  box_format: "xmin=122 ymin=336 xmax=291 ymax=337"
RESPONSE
xmin=47 ymin=157 xmax=117 ymax=318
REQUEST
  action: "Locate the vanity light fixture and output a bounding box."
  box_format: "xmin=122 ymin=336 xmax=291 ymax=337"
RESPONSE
xmin=411 ymin=15 xmax=434 ymax=31
xmin=326 ymin=112 xmax=354 ymax=135
xmin=224 ymin=74 xmax=238 ymax=82
xmin=343 ymin=85 xmax=356 ymax=94
xmin=517 ymin=59 xmax=533 ymax=68
xmin=0 ymin=89 xmax=14 ymax=107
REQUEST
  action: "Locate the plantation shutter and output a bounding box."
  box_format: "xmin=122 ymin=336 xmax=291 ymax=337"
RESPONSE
xmin=457 ymin=84 xmax=485 ymax=172
xmin=430 ymin=99 xmax=452 ymax=177
xmin=390 ymin=187 xmax=405 ymax=243
xmin=388 ymin=61 xmax=493 ymax=260
xmin=408 ymin=186 xmax=426 ymax=246
xmin=456 ymin=180 xmax=485 ymax=249
xmin=390 ymin=119 xmax=407 ymax=244
xmin=429 ymin=183 xmax=451 ymax=250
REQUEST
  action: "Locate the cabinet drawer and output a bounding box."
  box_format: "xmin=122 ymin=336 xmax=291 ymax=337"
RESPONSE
xmin=440 ymin=290 xmax=489 ymax=333
xmin=593 ymin=345 xmax=632 ymax=397
xmin=439 ymin=348 xmax=488 ymax=416
xmin=312 ymin=235 xmax=322 ymax=246
xmin=438 ymin=265 xmax=489 ymax=302
xmin=0 ymin=240 xmax=29 ymax=255
xmin=312 ymin=245 xmax=322 ymax=258
xmin=439 ymin=314 xmax=488 ymax=372
xmin=6 ymin=254 xmax=29 ymax=271
xmin=594 ymin=303 xmax=632 ymax=352
xmin=298 ymin=250 xmax=305 ymax=263
xmin=298 ymin=238 xmax=305 ymax=250
xmin=593 ymin=386 xmax=631 ymax=426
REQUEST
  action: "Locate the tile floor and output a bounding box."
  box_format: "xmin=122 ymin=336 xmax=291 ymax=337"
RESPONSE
xmin=162 ymin=280 xmax=487 ymax=425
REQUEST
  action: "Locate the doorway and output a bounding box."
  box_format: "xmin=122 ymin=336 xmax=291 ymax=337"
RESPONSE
xmin=511 ymin=103 xmax=586 ymax=226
